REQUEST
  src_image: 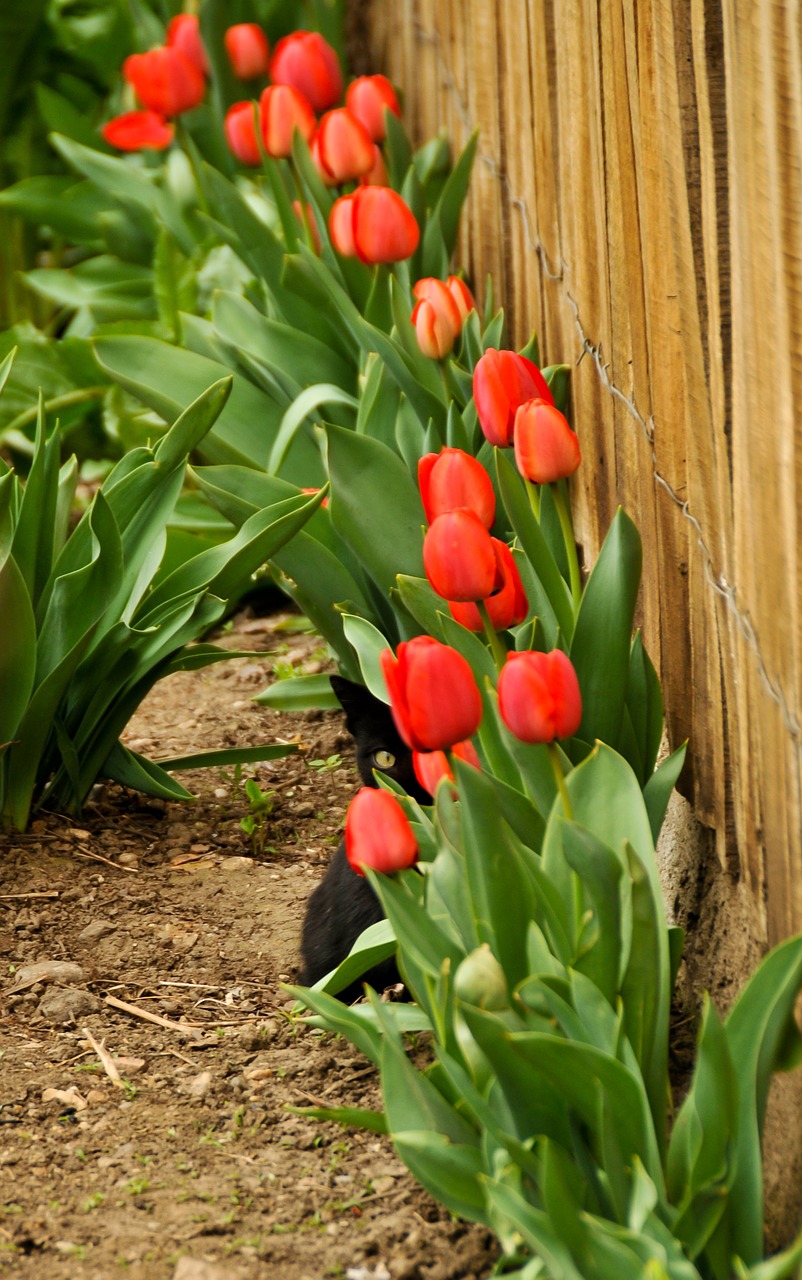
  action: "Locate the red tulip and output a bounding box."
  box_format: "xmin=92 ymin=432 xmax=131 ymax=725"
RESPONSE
xmin=418 ymin=447 xmax=495 ymax=529
xmin=447 ymin=275 xmax=477 ymax=322
xmin=362 ymin=144 xmax=388 ymax=186
xmin=513 ymin=398 xmax=581 ymax=484
xmin=473 ymin=348 xmax=554 ymax=448
xmin=498 ymin=649 xmax=582 ymax=743
xmin=449 ymin=540 xmax=528 ymax=632
xmin=259 ymin=84 xmax=316 ymax=158
xmin=423 ymin=509 xmax=497 ymax=602
xmin=350 ymin=186 xmax=419 ymax=263
xmin=269 ymin=30 xmax=342 ymax=113
xmin=293 ymin=201 xmax=322 ymax=252
xmin=102 ymin=110 xmax=174 ymax=152
xmin=380 ymin=637 xmax=483 ymax=751
xmin=345 ymin=787 xmax=418 ymax=876
xmin=411 ymin=278 xmax=462 ymax=359
xmin=345 ymin=74 xmax=400 ymax=141
xmin=224 ymin=101 xmax=260 ymax=166
xmin=329 ymin=192 xmax=357 ymax=255
xmin=123 ymin=46 xmax=205 ymax=117
xmin=412 ymin=739 xmax=481 ymax=793
xmin=315 ymin=108 xmax=375 ymax=183
xmin=225 ymin=23 xmax=270 ymax=79
xmin=166 ymin=14 xmax=209 ymax=77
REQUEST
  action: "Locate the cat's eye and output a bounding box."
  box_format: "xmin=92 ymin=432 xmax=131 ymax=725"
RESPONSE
xmin=373 ymin=749 xmax=396 ymax=770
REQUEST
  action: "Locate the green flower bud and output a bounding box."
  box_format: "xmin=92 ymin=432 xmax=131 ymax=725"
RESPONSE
xmin=454 ymin=944 xmax=509 ymax=1010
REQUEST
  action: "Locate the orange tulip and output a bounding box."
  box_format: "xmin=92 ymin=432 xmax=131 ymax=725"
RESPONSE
xmin=473 ymin=348 xmax=554 ymax=447
xmin=166 ymin=14 xmax=209 ymax=77
xmin=345 ymin=74 xmax=400 ymax=141
xmin=418 ymin=447 xmax=495 ymax=529
xmin=423 ymin=509 xmax=497 ymax=602
xmin=315 ymin=108 xmax=375 ymax=183
xmin=513 ymin=398 xmax=581 ymax=484
xmin=224 ymin=101 xmax=260 ymax=166
xmin=224 ymin=23 xmax=270 ymax=79
xmin=102 ymin=110 xmax=174 ymax=152
xmin=498 ymin=649 xmax=582 ymax=743
xmin=412 ymin=739 xmax=481 ymax=794
xmin=345 ymin=788 xmax=418 ymax=876
xmin=380 ymin=637 xmax=482 ymax=751
xmin=269 ymin=30 xmax=342 ymax=113
xmin=123 ymin=46 xmax=205 ymax=117
xmin=350 ymin=186 xmax=419 ymax=264
xmin=449 ymin=540 xmax=528 ymax=632
xmin=411 ymin=278 xmax=462 ymax=359
xmin=259 ymin=84 xmax=315 ymax=158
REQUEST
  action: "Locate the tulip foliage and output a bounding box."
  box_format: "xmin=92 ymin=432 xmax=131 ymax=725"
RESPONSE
xmin=2 ymin=4 xmax=802 ymax=1279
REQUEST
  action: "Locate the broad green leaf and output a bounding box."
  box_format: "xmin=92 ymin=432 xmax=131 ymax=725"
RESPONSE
xmin=102 ymin=742 xmax=195 ymax=802
xmin=254 ymin=674 xmax=341 ymax=710
xmin=286 ymin=1105 xmax=387 ymax=1135
xmin=393 ymin=1131 xmax=487 ymax=1222
xmin=560 ymin=821 xmax=631 ymax=1001
xmin=341 ymin=614 xmax=391 ymax=701
xmin=269 ymin=384 xmax=358 ymax=475
xmin=483 ymin=1177 xmax=586 ymax=1280
xmin=367 ymin=868 xmax=464 ymax=978
xmin=285 ymin=984 xmax=383 ymax=1065
xmin=154 ymin=743 xmax=298 ymax=771
xmin=0 ymin=551 xmax=36 ymax=743
xmin=644 ymin=742 xmax=687 ymax=843
xmin=304 ymin=918 xmax=398 ymax=998
xmin=570 ymin=508 xmax=642 ymax=749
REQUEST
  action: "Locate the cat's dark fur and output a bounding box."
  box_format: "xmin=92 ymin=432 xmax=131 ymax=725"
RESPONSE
xmin=298 ymin=675 xmax=430 ymax=1003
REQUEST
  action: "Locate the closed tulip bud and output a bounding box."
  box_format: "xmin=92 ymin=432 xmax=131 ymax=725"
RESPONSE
xmin=418 ymin=447 xmax=495 ymax=528
xmin=423 ymin=509 xmax=497 ymax=602
xmin=411 ymin=278 xmax=462 ymax=359
xmin=412 ymin=739 xmax=480 ymax=794
xmin=345 ymin=74 xmax=400 ymax=141
xmin=259 ymin=84 xmax=316 ymax=158
xmin=450 ymin=540 xmax=528 ymax=632
xmin=224 ymin=101 xmax=261 ymax=166
xmin=350 ymin=186 xmax=419 ymax=264
xmin=454 ymin=944 xmax=510 ymax=1010
xmin=513 ymin=398 xmax=581 ymax=484
xmin=166 ymin=14 xmax=209 ymax=77
xmin=102 ymin=110 xmax=174 ymax=152
xmin=446 ymin=275 xmax=477 ymax=322
xmin=498 ymin=649 xmax=582 ymax=743
xmin=473 ymin=348 xmax=554 ymax=447
xmin=329 ymin=192 xmax=357 ymax=256
xmin=380 ymin=637 xmax=483 ymax=752
xmin=345 ymin=787 xmax=418 ymax=876
xmin=123 ymin=46 xmax=206 ymax=117
xmin=224 ymin=23 xmax=270 ymax=79
xmin=269 ymin=30 xmax=342 ymax=113
xmin=315 ymin=107 xmax=375 ymax=183
xmin=309 ymin=131 xmax=338 ymax=187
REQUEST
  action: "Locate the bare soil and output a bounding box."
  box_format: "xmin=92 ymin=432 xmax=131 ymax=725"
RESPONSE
xmin=0 ymin=606 xmax=498 ymax=1280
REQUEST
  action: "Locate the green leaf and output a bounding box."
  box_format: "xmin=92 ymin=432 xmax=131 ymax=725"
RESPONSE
xmin=101 ymin=742 xmax=195 ymax=802
xmin=367 ymin=869 xmax=464 ymax=978
xmin=269 ymin=384 xmax=358 ymax=474
xmin=286 ymin=1105 xmax=387 ymax=1135
xmin=644 ymin=742 xmax=687 ymax=843
xmin=570 ymin=509 xmax=642 ymax=749
xmin=393 ymin=1131 xmax=487 ymax=1222
xmin=0 ymin=551 xmax=36 ymax=744
xmin=560 ymin=821 xmax=630 ymax=1002
xmin=483 ymin=1178 xmax=586 ymax=1280
xmin=625 ymin=632 xmax=664 ymax=783
xmin=154 ymin=743 xmax=298 ymax=771
xmin=254 ymin=674 xmax=341 ymax=710
xmin=341 ymin=615 xmax=392 ymax=701
xmin=326 ymin=425 xmax=426 ymax=597
xmin=305 ymin=918 xmax=398 ymax=998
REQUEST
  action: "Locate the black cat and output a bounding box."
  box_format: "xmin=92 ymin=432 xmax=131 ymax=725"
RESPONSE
xmin=298 ymin=675 xmax=430 ymax=1003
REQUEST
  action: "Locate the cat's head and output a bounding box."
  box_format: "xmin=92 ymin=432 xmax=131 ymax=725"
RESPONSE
xmin=330 ymin=675 xmax=431 ymax=804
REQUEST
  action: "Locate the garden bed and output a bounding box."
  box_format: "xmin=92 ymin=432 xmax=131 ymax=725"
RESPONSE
xmin=0 ymin=606 xmax=497 ymax=1280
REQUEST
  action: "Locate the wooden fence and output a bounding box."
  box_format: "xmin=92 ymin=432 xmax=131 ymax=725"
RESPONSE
xmin=354 ymin=0 xmax=802 ymax=948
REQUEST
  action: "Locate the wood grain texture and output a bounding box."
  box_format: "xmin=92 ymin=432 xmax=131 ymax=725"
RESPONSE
xmin=356 ymin=0 xmax=802 ymax=944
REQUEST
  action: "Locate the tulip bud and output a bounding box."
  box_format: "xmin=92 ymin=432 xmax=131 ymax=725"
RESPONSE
xmin=498 ymin=649 xmax=582 ymax=743
xmin=166 ymin=14 xmax=209 ymax=77
xmin=345 ymin=787 xmax=418 ymax=876
xmin=412 ymin=739 xmax=480 ymax=794
xmin=423 ymin=509 xmax=497 ymax=602
xmin=473 ymin=348 xmax=554 ymax=448
xmin=259 ymin=84 xmax=316 ymax=158
xmin=449 ymin=539 xmax=528 ymax=632
xmin=102 ymin=110 xmax=174 ymax=152
xmin=410 ymin=278 xmax=462 ymax=359
xmin=446 ymin=275 xmax=477 ymax=322
xmin=269 ymin=30 xmax=342 ymax=113
xmin=329 ymin=192 xmax=357 ymax=256
xmin=123 ymin=46 xmax=206 ymax=117
xmin=418 ymin=447 xmax=495 ymax=528
xmin=380 ymin=637 xmax=483 ymax=752
xmin=224 ymin=23 xmax=270 ymax=80
xmin=315 ymin=107 xmax=375 ymax=183
xmin=345 ymin=74 xmax=401 ymax=141
xmin=454 ymin=945 xmax=510 ymax=1010
xmin=362 ymin=144 xmax=389 ymax=186
xmin=350 ymin=186 xmax=420 ymax=264
xmin=224 ymin=101 xmax=261 ymax=166
xmin=513 ymin=398 xmax=581 ymax=484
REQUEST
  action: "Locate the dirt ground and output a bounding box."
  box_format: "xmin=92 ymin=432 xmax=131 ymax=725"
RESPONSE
xmin=0 ymin=606 xmax=498 ymax=1280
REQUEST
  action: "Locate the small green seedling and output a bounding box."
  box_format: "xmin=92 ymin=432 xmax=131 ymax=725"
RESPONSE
xmin=308 ymin=754 xmax=343 ymax=772
xmin=239 ymin=779 xmax=276 ymax=855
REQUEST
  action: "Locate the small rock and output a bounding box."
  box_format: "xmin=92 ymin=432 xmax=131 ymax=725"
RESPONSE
xmin=173 ymin=1257 xmax=241 ymax=1280
xmin=184 ymin=1070 xmax=213 ymax=1099
xmin=117 ymin=851 xmax=139 ymax=868
xmin=171 ymin=931 xmax=199 ymax=954
xmin=77 ymin=920 xmax=115 ymax=944
xmin=71 ymin=829 xmax=91 ymax=841
xmin=370 ymin=1175 xmax=396 ymax=1194
xmin=11 ymin=960 xmax=85 ymax=992
xmin=37 ymin=987 xmax=100 ymax=1025
xmin=213 ymin=787 xmax=228 ymax=799
xmin=219 ymin=856 xmax=254 ymax=872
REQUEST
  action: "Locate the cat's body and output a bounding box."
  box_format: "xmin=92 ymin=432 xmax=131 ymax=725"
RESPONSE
xmin=298 ymin=675 xmax=429 ymax=1003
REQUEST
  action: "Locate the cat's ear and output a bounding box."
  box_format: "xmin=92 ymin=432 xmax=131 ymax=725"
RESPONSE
xmin=330 ymin=675 xmax=382 ymax=734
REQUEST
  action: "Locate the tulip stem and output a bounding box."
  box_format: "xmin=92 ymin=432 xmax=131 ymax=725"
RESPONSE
xmin=174 ymin=120 xmax=209 ymax=215
xmin=525 ymin=477 xmax=541 ymax=521
xmin=476 ymin=600 xmax=506 ymax=674
xmin=547 ymin=743 xmax=573 ymax=821
xmin=552 ymin=482 xmax=582 ymax=609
